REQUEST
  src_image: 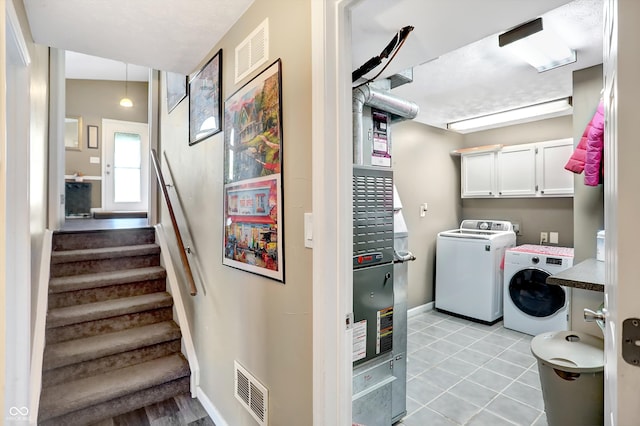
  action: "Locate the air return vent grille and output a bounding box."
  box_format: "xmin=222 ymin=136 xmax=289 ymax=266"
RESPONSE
xmin=235 ymin=18 xmax=269 ymax=84
xmin=234 ymin=361 xmax=268 ymax=425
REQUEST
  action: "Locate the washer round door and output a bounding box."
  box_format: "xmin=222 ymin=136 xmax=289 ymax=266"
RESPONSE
xmin=508 ymin=268 xmax=566 ymax=318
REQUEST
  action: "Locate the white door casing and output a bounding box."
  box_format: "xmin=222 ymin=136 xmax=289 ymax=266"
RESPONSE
xmin=102 ymin=119 xmax=149 ymax=212
xmin=4 ymin=0 xmax=32 ymax=420
xmin=603 ymin=1 xmax=640 ymax=425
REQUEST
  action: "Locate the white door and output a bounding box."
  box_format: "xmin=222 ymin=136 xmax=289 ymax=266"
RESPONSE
xmin=603 ymin=1 xmax=640 ymax=425
xmin=102 ymin=119 xmax=149 ymax=212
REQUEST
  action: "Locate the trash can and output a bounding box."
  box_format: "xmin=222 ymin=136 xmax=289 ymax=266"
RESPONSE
xmin=531 ymin=331 xmax=604 ymax=426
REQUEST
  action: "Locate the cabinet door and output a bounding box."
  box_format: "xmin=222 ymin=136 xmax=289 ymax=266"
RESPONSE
xmin=497 ymin=144 xmax=537 ymax=196
xmin=536 ymin=139 xmax=574 ymax=196
xmin=461 ymin=152 xmax=496 ymax=198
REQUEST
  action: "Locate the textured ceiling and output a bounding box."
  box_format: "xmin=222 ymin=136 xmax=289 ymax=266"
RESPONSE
xmin=23 ymin=0 xmax=254 ymax=75
xmin=24 ymin=0 xmax=602 ymax=131
xmin=351 ymin=0 xmax=603 ymax=130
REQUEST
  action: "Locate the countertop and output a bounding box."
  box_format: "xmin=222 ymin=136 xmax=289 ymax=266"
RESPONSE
xmin=546 ymin=258 xmax=604 ymax=292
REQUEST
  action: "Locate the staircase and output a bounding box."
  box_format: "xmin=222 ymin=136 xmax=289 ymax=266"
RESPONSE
xmin=38 ymin=227 xmax=191 ymax=425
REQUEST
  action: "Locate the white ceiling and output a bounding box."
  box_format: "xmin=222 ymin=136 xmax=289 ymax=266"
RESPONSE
xmin=24 ymin=0 xmax=603 ymax=131
xmin=24 ymin=0 xmax=254 ymax=76
xmin=351 ymin=0 xmax=603 ymax=130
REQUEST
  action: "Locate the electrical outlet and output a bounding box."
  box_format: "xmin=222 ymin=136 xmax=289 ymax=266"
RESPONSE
xmin=512 ymin=223 xmax=521 ymax=235
xmin=550 ymin=232 xmax=559 ymax=244
xmin=540 ymin=232 xmax=548 ymax=244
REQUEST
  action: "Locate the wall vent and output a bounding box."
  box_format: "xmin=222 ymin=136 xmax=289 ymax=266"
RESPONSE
xmin=234 ymin=361 xmax=268 ymax=425
xmin=235 ymin=18 xmax=269 ymax=84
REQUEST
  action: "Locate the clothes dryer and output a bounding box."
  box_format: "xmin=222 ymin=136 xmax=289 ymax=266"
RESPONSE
xmin=503 ymin=245 xmax=574 ymax=335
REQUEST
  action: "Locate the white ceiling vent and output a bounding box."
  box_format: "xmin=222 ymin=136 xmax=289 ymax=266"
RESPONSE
xmin=234 ymin=361 xmax=269 ymax=425
xmin=235 ymin=18 xmax=269 ymax=84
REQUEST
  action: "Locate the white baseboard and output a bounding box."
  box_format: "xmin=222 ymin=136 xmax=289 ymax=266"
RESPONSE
xmin=196 ymin=387 xmax=228 ymax=426
xmin=408 ymin=302 xmax=434 ymax=318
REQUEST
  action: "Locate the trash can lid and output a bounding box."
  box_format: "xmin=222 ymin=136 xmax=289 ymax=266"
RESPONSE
xmin=531 ymin=331 xmax=604 ymax=373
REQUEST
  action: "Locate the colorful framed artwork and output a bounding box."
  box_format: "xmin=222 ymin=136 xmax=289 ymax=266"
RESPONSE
xmin=223 ymin=59 xmax=284 ymax=282
xmin=189 ymin=49 xmax=222 ymax=145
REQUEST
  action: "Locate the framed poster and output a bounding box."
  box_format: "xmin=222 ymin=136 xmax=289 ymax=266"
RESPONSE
xmin=166 ymin=71 xmax=187 ymax=113
xmin=189 ymin=49 xmax=222 ymax=145
xmin=223 ymin=59 xmax=284 ymax=281
xmin=87 ymin=125 xmax=99 ymax=149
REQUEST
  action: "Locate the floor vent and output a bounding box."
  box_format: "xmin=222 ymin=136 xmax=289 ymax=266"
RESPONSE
xmin=234 ymin=18 xmax=269 ymax=84
xmin=234 ymin=361 xmax=268 ymax=425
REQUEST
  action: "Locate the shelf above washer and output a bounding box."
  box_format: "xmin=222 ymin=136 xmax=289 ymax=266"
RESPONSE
xmin=546 ymin=258 xmax=605 ymax=292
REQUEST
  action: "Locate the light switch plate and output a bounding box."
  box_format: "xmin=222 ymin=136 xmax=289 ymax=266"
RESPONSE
xmin=304 ymin=212 xmax=313 ymax=248
xmin=89 ymin=156 xmax=100 ymax=164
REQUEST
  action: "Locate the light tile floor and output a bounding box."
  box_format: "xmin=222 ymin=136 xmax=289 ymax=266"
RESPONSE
xmin=397 ymin=310 xmax=548 ymax=426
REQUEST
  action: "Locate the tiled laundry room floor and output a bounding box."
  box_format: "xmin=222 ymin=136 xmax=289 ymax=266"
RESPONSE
xmin=398 ymin=310 xmax=548 ymax=426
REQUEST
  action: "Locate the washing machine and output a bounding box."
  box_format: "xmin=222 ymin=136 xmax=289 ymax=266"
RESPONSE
xmin=503 ymin=245 xmax=574 ymax=336
xmin=435 ymin=220 xmax=516 ymax=324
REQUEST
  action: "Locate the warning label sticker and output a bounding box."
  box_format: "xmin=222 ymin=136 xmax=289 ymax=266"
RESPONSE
xmin=352 ymin=320 xmax=367 ymax=362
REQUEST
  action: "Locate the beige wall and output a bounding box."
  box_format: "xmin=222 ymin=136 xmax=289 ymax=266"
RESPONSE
xmin=65 ymin=79 xmax=148 ymax=208
xmin=392 ymin=120 xmax=462 ymax=309
xmin=159 ymin=1 xmax=312 ymax=424
xmin=570 ymin=64 xmax=605 ymax=337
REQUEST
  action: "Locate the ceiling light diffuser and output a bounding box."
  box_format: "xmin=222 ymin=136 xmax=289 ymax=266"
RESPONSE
xmin=499 ymin=18 xmax=576 ymax=72
xmin=447 ymin=97 xmax=573 ymax=133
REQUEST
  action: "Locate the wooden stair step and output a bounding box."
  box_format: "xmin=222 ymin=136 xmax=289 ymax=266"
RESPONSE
xmin=43 ymin=321 xmax=182 ymax=370
xmin=49 ymin=266 xmax=166 ymax=294
xmin=51 ymin=243 xmax=160 ymax=264
xmin=46 ymin=292 xmax=173 ymax=329
xmin=38 ymin=353 xmax=190 ymax=422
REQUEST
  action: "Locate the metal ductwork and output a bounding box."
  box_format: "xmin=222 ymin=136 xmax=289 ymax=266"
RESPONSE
xmin=352 ymin=83 xmax=419 ymax=165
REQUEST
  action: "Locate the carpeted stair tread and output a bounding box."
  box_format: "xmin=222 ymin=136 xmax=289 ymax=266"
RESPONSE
xmin=52 ymin=228 xmax=155 ymax=251
xmin=38 ymin=353 xmax=190 ymax=422
xmin=43 ymin=321 xmax=182 ymax=370
xmin=51 ymin=243 xmax=160 ymax=264
xmin=40 ymin=377 xmax=190 ymax=426
xmin=46 ymin=292 xmax=173 ymax=329
xmin=49 ymin=266 xmax=166 ymax=294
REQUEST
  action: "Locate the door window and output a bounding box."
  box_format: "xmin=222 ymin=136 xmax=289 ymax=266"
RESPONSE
xmin=113 ymin=132 xmax=142 ymax=203
xmin=509 ymin=268 xmax=565 ymax=317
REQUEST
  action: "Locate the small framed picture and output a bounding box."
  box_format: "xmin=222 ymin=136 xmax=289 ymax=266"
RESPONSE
xmin=87 ymin=125 xmax=99 ymax=149
xmin=189 ymin=49 xmax=222 ymax=145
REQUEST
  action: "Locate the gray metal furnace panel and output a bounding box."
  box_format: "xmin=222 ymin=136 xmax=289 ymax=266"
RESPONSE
xmin=353 ymin=166 xmax=394 ymax=267
xmin=353 ymin=263 xmax=394 ymax=365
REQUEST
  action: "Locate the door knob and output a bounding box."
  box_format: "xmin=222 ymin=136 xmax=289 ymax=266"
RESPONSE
xmin=584 ymin=307 xmax=607 ymax=331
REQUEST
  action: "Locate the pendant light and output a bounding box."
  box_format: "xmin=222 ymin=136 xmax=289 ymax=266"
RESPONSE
xmin=119 ymin=63 xmax=133 ymax=108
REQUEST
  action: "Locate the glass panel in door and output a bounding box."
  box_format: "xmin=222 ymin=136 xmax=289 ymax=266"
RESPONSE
xmin=113 ymin=132 xmax=142 ymax=203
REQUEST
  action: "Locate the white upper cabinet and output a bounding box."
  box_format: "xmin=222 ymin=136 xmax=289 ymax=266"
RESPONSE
xmin=536 ymin=139 xmax=575 ymax=196
xmin=498 ymin=145 xmax=537 ymax=197
xmin=460 ymin=138 xmax=574 ymax=198
xmin=461 ymin=151 xmax=496 ymax=198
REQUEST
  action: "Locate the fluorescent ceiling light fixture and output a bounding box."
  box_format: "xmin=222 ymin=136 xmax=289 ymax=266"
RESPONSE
xmin=499 ymin=18 xmax=576 ymax=72
xmin=447 ymin=97 xmax=572 ymax=133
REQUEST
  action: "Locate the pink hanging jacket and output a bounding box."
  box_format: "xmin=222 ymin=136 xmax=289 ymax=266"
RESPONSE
xmin=564 ymin=100 xmax=604 ymax=186
xmin=584 ymin=100 xmax=604 ymax=186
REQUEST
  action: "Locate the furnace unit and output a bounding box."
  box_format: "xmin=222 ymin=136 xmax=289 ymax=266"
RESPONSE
xmin=351 ymin=79 xmax=418 ymax=426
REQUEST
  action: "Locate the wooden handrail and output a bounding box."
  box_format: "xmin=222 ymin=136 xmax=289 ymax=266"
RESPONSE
xmin=151 ymin=149 xmax=197 ymax=295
